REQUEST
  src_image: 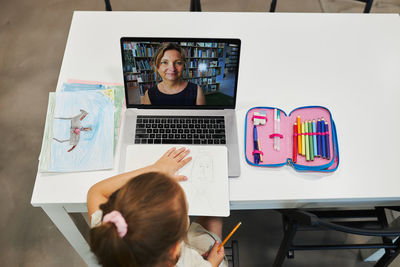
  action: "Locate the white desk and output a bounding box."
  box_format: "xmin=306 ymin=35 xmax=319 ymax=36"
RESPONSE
xmin=31 ymin=11 xmax=400 ymax=266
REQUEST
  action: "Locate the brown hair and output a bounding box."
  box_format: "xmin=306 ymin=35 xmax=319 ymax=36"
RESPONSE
xmin=153 ymin=42 xmax=186 ymax=69
xmin=89 ymin=172 xmax=188 ymax=267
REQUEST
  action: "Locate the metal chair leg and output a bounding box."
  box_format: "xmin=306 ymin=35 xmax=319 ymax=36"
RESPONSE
xmin=190 ymin=0 xmax=202 ymax=12
xmin=375 ymin=238 xmax=400 ymax=267
xmin=104 ymin=0 xmax=112 ymax=11
xmin=363 ymin=0 xmax=373 ymax=13
xmin=270 ymin=0 xmax=277 ymax=12
xmin=273 ymin=218 xmax=297 ymax=267
xmin=232 ymin=240 xmax=240 ymax=267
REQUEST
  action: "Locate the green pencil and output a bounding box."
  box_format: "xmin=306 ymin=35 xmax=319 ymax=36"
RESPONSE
xmin=309 ymin=120 xmax=314 ymax=161
xmin=305 ymin=120 xmax=310 ymax=161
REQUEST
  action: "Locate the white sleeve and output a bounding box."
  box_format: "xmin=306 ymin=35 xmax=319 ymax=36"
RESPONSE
xmin=176 ymin=242 xmax=212 ymax=267
xmin=90 ymin=210 xmax=103 ymax=228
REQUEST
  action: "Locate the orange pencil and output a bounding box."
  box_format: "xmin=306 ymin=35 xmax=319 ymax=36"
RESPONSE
xmin=218 ymin=222 xmax=242 ymax=251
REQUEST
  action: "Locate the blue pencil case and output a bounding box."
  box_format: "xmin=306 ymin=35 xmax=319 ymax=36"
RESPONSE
xmin=244 ymin=106 xmax=339 ymax=172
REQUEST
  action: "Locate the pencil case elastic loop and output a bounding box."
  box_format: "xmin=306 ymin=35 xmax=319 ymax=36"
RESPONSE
xmin=252 ymin=150 xmax=264 ymax=156
xmin=269 ymin=133 xmax=283 ymax=139
xmin=252 ymin=115 xmax=267 ymax=121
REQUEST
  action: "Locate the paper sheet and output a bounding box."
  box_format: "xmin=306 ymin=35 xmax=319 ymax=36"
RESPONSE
xmin=124 ymin=144 xmax=230 ymax=217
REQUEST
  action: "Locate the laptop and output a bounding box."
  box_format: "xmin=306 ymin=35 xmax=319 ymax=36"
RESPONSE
xmin=119 ymin=37 xmax=241 ymax=177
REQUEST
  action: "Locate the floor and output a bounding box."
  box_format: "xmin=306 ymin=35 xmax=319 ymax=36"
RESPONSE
xmin=1 ymin=0 xmax=400 ymax=266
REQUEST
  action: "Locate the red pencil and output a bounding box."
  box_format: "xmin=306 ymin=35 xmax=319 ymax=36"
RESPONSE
xmin=293 ymin=123 xmax=298 ymax=163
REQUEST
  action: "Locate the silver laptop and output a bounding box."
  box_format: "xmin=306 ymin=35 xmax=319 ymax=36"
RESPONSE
xmin=119 ymin=37 xmax=240 ymax=177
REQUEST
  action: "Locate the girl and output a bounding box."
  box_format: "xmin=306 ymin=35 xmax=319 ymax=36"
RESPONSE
xmin=87 ymin=147 xmax=226 ymax=267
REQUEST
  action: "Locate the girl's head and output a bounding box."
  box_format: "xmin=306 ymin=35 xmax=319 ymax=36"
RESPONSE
xmin=89 ymin=172 xmax=188 ymax=267
xmin=153 ymin=43 xmax=186 ymax=82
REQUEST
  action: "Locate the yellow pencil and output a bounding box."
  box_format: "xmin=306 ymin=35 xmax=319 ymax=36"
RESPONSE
xmin=297 ymin=116 xmax=301 ymax=154
xmin=218 ymin=222 xmax=242 ymax=251
xmin=257 ymin=139 xmax=263 ymax=162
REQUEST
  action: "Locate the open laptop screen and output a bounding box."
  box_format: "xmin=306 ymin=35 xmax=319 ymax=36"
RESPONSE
xmin=121 ymin=37 xmax=240 ymax=109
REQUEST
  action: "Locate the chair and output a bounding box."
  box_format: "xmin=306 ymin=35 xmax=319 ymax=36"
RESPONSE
xmin=274 ymin=207 xmax=400 ymax=267
xmin=356 ymin=0 xmax=374 ymax=13
xmin=225 ymin=240 xmax=240 ymax=267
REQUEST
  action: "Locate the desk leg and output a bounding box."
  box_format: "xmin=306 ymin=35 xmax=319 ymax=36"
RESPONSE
xmin=42 ymin=205 xmax=99 ymax=267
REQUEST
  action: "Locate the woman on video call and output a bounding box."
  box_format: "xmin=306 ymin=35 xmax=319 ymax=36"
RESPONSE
xmin=143 ymin=43 xmax=206 ymax=106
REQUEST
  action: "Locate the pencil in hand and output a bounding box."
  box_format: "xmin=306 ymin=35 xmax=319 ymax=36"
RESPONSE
xmin=218 ymin=222 xmax=242 ymax=251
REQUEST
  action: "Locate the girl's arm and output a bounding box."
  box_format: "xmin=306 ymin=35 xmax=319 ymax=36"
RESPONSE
xmin=87 ymin=147 xmax=191 ymax=220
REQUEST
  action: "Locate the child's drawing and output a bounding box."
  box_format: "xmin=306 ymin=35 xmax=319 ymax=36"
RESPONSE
xmin=184 ymin=150 xmax=216 ymax=213
xmin=191 ymin=153 xmax=213 ymax=182
xmin=49 ymin=91 xmax=114 ymax=172
xmin=53 ymin=109 xmax=92 ymax=152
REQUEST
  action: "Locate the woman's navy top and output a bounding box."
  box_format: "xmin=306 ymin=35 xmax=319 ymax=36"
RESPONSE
xmin=148 ymin=82 xmax=197 ymax=106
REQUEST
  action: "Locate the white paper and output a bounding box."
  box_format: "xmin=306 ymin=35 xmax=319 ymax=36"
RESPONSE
xmin=124 ymin=144 xmax=230 ymax=217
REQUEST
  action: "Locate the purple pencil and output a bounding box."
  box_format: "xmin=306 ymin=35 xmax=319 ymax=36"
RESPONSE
xmin=317 ymin=119 xmax=322 ymax=157
xmin=321 ymin=118 xmax=326 ymax=158
xmin=325 ymin=122 xmax=330 ymax=160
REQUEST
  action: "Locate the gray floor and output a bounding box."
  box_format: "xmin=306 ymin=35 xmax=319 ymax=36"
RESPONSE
xmin=1 ymin=0 xmax=400 ymax=266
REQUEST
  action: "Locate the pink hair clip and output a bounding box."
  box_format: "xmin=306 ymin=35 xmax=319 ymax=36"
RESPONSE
xmin=102 ymin=210 xmax=128 ymax=238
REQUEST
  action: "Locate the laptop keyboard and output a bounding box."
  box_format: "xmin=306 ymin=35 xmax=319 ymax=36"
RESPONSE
xmin=134 ymin=116 xmax=226 ymax=145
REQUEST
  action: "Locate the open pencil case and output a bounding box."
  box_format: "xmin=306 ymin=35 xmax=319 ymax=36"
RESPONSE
xmin=244 ymin=106 xmax=339 ymax=172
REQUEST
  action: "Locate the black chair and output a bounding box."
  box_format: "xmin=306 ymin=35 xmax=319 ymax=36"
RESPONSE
xmin=356 ymin=0 xmax=374 ymax=13
xmin=225 ymin=240 xmax=240 ymax=267
xmin=274 ymin=207 xmax=400 ymax=267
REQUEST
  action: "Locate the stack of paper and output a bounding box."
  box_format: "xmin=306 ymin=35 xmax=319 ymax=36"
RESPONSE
xmin=38 ymin=80 xmax=125 ymax=172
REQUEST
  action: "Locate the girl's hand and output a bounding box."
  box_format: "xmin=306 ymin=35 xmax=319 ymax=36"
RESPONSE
xmin=152 ymin=147 xmax=192 ymax=181
xmin=206 ymin=241 xmax=225 ymax=267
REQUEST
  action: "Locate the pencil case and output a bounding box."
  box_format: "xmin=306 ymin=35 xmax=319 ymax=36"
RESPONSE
xmin=244 ymin=106 xmax=339 ymax=172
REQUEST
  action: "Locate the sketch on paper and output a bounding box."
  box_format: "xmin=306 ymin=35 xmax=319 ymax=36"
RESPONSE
xmin=191 ymin=152 xmax=213 ymax=181
xmin=52 ymin=109 xmax=92 ymax=152
xmin=48 ymin=91 xmax=114 ymax=172
xmin=124 ymin=145 xmax=229 ymax=216
xmin=185 ymin=150 xmax=216 ymax=213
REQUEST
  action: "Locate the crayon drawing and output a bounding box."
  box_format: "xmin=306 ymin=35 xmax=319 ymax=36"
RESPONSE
xmin=62 ymin=82 xmax=125 ymax=154
xmin=49 ymin=91 xmax=114 ymax=172
xmin=53 ymin=109 xmax=92 ymax=152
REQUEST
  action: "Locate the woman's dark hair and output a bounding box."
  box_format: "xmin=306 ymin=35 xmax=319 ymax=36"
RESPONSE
xmin=153 ymin=42 xmax=186 ymax=69
xmin=89 ymin=172 xmax=188 ymax=267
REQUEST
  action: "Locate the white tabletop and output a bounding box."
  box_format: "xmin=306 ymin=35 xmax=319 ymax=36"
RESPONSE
xmin=31 ymin=11 xmax=400 ymax=210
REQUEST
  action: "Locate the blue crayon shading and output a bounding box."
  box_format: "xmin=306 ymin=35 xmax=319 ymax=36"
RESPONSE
xmin=325 ymin=123 xmax=330 ymax=160
xmin=321 ymin=120 xmax=326 ymax=158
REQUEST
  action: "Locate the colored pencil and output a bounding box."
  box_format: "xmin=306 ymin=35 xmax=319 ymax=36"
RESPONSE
xmin=257 ymin=139 xmax=263 ymax=162
xmin=312 ymin=120 xmax=317 ymax=157
xmin=317 ymin=119 xmax=322 ymax=157
xmin=218 ymin=222 xmax=242 ymax=251
xmin=321 ymin=118 xmax=326 ymax=158
xmin=309 ymin=121 xmax=314 ymax=161
xmin=293 ymin=123 xmax=298 ymax=163
xmin=325 ymin=122 xmax=330 ymax=160
xmin=305 ymin=121 xmax=310 ymax=161
xmin=297 ymin=116 xmax=301 ymax=154
xmin=301 ymin=122 xmax=306 ymax=156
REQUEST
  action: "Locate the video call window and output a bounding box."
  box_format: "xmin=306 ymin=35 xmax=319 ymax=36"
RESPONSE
xmin=122 ymin=40 xmax=239 ymax=107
